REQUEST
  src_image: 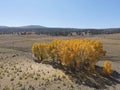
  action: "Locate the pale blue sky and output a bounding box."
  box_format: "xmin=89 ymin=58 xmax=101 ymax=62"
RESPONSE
xmin=0 ymin=0 xmax=120 ymax=28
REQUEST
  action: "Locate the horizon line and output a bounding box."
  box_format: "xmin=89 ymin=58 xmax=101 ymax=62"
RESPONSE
xmin=0 ymin=24 xmax=120 ymax=29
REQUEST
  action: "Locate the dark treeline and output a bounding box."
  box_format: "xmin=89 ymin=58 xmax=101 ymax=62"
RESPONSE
xmin=0 ymin=27 xmax=120 ymax=36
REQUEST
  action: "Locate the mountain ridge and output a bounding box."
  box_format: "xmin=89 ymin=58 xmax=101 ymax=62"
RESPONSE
xmin=0 ymin=25 xmax=120 ymax=29
xmin=0 ymin=25 xmax=46 ymax=28
xmin=0 ymin=25 xmax=120 ymax=36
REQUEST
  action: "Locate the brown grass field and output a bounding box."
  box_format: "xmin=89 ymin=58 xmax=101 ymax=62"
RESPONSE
xmin=0 ymin=33 xmax=120 ymax=90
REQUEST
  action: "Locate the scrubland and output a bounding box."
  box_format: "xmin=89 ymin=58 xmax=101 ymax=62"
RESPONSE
xmin=0 ymin=33 xmax=120 ymax=90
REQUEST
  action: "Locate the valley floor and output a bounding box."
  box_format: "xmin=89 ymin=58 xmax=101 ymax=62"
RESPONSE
xmin=0 ymin=33 xmax=120 ymax=90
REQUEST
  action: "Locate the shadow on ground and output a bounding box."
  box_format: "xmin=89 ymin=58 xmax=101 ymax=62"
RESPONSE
xmin=42 ymin=61 xmax=120 ymax=89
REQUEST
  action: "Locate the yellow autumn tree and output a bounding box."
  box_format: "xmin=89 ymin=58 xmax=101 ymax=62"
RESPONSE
xmin=32 ymin=39 xmax=107 ymax=71
xmin=32 ymin=43 xmax=48 ymax=62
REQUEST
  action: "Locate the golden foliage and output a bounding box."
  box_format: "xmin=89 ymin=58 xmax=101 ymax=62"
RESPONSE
xmin=103 ymin=60 xmax=112 ymax=74
xmin=32 ymin=43 xmax=48 ymax=62
xmin=32 ymin=39 xmax=106 ymax=70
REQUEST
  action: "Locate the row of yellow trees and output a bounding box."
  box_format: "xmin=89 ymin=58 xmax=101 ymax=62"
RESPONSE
xmin=32 ymin=39 xmax=112 ymax=74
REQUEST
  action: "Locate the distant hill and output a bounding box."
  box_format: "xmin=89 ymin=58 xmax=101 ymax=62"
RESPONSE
xmin=0 ymin=25 xmax=46 ymax=29
xmin=19 ymin=25 xmax=46 ymax=28
xmin=0 ymin=25 xmax=120 ymax=36
xmin=0 ymin=26 xmax=9 ymax=28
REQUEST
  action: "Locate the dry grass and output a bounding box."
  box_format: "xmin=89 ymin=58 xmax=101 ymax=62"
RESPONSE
xmin=0 ymin=34 xmax=120 ymax=60
xmin=0 ymin=33 xmax=120 ymax=90
xmin=0 ymin=50 xmax=75 ymax=90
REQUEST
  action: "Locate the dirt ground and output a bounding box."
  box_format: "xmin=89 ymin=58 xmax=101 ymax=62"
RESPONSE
xmin=0 ymin=33 xmax=120 ymax=90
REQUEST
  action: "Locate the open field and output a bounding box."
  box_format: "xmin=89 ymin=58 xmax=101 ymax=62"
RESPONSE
xmin=0 ymin=33 xmax=120 ymax=90
xmin=0 ymin=34 xmax=120 ymax=61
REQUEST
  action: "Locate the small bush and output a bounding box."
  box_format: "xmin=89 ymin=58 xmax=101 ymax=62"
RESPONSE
xmin=103 ymin=60 xmax=112 ymax=74
xmin=3 ymin=85 xmax=10 ymax=90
